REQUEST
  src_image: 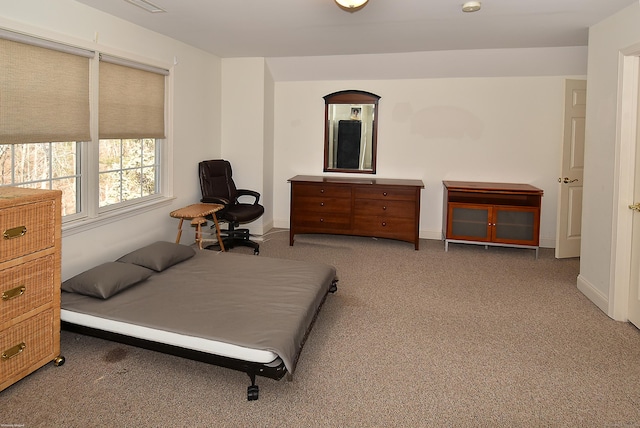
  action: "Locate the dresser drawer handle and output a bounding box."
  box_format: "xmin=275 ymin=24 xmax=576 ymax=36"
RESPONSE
xmin=382 ymin=206 xmax=387 ymax=210
xmin=320 ymin=202 xmax=324 ymax=206
xmin=2 ymin=286 xmax=26 ymax=301
xmin=3 ymin=225 xmax=27 ymax=240
xmin=382 ymin=222 xmax=387 ymax=227
xmin=2 ymin=342 xmax=26 ymax=361
xmin=383 ymin=192 xmax=388 ymax=196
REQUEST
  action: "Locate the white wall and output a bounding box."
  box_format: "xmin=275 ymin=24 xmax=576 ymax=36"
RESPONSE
xmin=272 ymin=76 xmax=582 ymax=246
xmin=220 ymin=57 xmax=272 ymax=234
xmin=0 ymin=0 xmax=222 ymax=279
xmin=578 ymin=2 xmax=640 ymax=315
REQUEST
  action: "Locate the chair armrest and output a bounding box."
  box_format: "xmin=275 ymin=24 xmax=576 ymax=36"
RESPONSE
xmin=236 ymin=189 xmax=261 ymax=204
xmin=201 ymin=196 xmax=230 ymax=205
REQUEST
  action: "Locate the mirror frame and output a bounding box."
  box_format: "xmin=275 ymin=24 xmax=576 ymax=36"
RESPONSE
xmin=323 ymin=90 xmax=380 ymax=174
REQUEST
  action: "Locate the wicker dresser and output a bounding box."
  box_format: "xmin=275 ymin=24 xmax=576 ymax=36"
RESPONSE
xmin=0 ymin=187 xmax=64 ymax=391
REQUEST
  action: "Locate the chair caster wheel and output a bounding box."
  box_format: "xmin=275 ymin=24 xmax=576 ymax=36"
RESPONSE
xmin=247 ymin=385 xmax=259 ymax=401
xmin=54 ymin=355 xmax=65 ymax=367
xmin=329 ymin=281 xmax=338 ymax=293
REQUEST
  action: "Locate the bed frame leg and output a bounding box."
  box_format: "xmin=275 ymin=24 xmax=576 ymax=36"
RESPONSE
xmin=247 ymin=372 xmax=259 ymax=401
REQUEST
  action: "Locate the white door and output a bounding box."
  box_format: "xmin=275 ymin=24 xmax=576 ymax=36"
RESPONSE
xmin=556 ymin=79 xmax=586 ymax=258
xmin=627 ymin=75 xmax=640 ymax=328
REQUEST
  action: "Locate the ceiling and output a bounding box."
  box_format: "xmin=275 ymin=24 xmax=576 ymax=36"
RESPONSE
xmin=73 ymin=0 xmax=636 ymax=58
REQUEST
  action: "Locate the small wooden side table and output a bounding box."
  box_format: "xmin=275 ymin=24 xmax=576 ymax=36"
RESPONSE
xmin=169 ymin=203 xmax=225 ymax=250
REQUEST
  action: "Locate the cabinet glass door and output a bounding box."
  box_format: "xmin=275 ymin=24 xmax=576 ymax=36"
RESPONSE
xmin=449 ymin=205 xmax=490 ymax=241
xmin=493 ymin=208 xmax=537 ymax=245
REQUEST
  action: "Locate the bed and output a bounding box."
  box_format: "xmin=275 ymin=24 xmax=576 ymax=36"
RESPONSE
xmin=60 ymin=241 xmax=337 ymax=400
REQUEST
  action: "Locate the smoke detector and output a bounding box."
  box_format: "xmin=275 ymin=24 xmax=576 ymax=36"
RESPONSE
xmin=462 ymin=1 xmax=481 ymax=12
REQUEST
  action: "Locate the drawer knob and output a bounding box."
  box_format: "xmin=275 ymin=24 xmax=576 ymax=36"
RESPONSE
xmin=382 ymin=222 xmax=387 ymax=227
xmin=320 ymin=202 xmax=324 ymax=206
xmin=383 ymin=192 xmax=388 ymax=196
xmin=2 ymin=285 xmax=26 ymax=301
xmin=383 ymin=206 xmax=387 ymax=210
xmin=320 ymin=218 xmax=324 ymax=222
xmin=3 ymin=225 xmax=27 ymax=240
xmin=2 ymin=342 xmax=26 ymax=360
xmin=320 ymin=189 xmax=324 ymax=193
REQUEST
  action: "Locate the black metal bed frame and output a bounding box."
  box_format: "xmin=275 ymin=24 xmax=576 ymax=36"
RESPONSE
xmin=61 ymin=279 xmax=338 ymax=401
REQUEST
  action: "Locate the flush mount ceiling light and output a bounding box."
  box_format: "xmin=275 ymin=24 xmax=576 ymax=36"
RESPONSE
xmin=124 ymin=0 xmax=166 ymax=13
xmin=335 ymin=0 xmax=369 ymax=12
xmin=462 ymin=1 xmax=481 ymax=12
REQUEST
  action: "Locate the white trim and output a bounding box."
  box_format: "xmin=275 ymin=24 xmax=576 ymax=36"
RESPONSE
xmin=609 ymin=44 xmax=640 ymax=321
xmin=99 ymin=53 xmax=169 ymax=76
xmin=578 ymin=273 xmax=609 ymax=314
xmin=0 ymin=27 xmax=94 ymax=58
xmin=62 ymin=196 xmax=174 ymax=237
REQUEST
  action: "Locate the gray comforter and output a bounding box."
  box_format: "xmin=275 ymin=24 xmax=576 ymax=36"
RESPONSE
xmin=61 ymin=250 xmax=337 ymax=373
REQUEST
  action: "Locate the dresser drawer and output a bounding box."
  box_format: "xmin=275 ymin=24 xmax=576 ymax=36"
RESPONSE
xmin=355 ymin=186 xmax=416 ymax=201
xmin=0 ymin=255 xmax=55 ymax=325
xmin=354 ymin=200 xmax=416 ymax=219
xmin=292 ymin=196 xmax=351 ymax=214
xmin=0 ymin=309 xmax=54 ymax=382
xmin=0 ymin=200 xmax=56 ymax=262
xmin=292 ymin=212 xmax=351 ymax=230
xmin=352 ymin=216 xmax=415 ymax=240
xmin=293 ymin=183 xmax=352 ymax=199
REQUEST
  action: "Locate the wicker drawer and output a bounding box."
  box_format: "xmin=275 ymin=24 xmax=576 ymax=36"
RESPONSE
xmin=0 ymin=200 xmax=56 ymax=263
xmin=0 ymin=255 xmax=55 ymax=325
xmin=355 ymin=186 xmax=416 ymax=201
xmin=293 ymin=183 xmax=352 ymax=198
xmin=0 ymin=309 xmax=54 ymax=382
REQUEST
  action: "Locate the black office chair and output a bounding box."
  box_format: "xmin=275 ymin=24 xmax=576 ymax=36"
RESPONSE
xmin=199 ymin=159 xmax=264 ymax=254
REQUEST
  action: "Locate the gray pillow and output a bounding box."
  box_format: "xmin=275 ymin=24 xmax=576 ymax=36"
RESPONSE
xmin=116 ymin=241 xmax=196 ymax=272
xmin=62 ymin=262 xmax=153 ymax=299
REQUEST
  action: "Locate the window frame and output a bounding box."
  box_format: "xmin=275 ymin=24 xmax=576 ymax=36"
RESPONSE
xmin=0 ymin=29 xmax=174 ymax=236
xmin=63 ymin=53 xmax=173 ymax=236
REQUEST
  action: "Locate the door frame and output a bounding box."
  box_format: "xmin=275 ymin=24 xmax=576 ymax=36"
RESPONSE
xmin=610 ymin=43 xmax=640 ymax=321
xmin=555 ymin=79 xmax=586 ymax=258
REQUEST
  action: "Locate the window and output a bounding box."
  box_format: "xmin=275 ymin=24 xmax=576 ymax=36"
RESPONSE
xmin=99 ymin=138 xmax=159 ymax=207
xmin=0 ymin=30 xmax=169 ymax=225
xmin=0 ymin=141 xmax=81 ymax=216
xmin=97 ymin=56 xmax=167 ymax=211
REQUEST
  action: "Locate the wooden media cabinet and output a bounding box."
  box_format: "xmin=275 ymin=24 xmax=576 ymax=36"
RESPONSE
xmin=442 ymin=181 xmax=543 ymax=257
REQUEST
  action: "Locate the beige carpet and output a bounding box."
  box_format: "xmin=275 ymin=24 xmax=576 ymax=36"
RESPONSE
xmin=2 ymin=231 xmax=640 ymax=427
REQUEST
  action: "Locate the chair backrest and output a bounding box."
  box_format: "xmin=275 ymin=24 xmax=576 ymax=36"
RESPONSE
xmin=199 ymin=159 xmax=238 ymax=203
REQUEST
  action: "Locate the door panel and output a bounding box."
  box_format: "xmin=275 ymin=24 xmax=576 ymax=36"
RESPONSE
xmin=627 ymin=71 xmax=640 ymax=328
xmin=448 ymin=204 xmax=490 ymax=241
xmin=556 ymin=79 xmax=586 ymax=258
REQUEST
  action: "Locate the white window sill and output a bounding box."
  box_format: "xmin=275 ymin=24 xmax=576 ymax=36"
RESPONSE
xmin=62 ymin=196 xmax=175 ymax=237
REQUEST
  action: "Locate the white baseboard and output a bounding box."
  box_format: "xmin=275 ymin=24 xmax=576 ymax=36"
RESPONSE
xmin=577 ymin=273 xmax=609 ymax=316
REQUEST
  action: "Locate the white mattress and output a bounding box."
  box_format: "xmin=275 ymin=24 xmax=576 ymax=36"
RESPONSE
xmin=61 ymin=309 xmax=280 ymax=364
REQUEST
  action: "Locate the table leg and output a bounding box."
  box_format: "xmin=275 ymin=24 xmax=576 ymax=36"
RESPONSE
xmin=175 ymin=218 xmax=184 ymax=244
xmin=195 ymin=224 xmax=203 ymax=250
xmin=210 ymin=213 xmax=225 ymax=252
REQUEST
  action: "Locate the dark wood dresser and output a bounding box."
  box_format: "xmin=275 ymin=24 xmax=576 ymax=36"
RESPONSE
xmin=288 ymin=175 xmax=424 ymax=250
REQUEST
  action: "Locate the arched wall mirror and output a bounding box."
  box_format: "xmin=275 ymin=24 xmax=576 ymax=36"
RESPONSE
xmin=323 ymin=90 xmax=380 ymax=174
